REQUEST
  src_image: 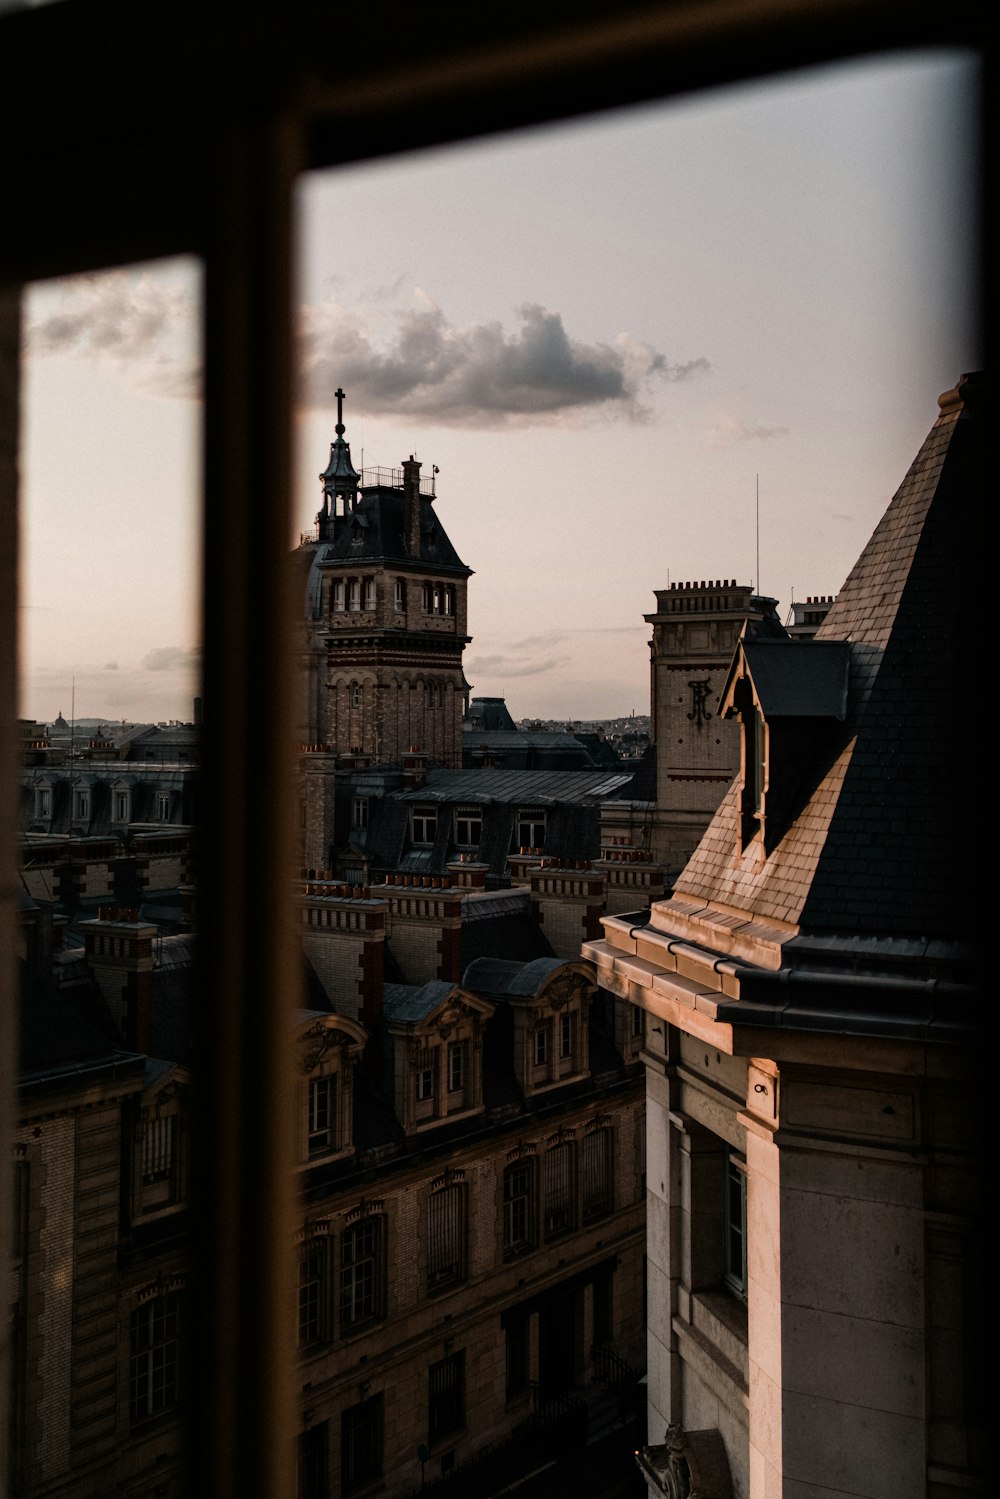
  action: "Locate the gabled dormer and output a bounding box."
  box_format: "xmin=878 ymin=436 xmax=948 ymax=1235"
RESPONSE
xmin=720 ymin=635 xmax=849 ymax=855
xmin=294 ymin=1011 xmax=367 ymax=1167
xmin=383 ymin=981 xmax=493 ymax=1135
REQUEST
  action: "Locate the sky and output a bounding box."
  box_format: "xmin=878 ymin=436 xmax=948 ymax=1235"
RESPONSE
xmin=19 ymin=47 xmax=981 ymax=725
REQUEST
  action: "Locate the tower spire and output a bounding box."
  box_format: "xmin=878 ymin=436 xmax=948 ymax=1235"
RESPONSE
xmin=318 ymin=386 xmax=360 ymax=535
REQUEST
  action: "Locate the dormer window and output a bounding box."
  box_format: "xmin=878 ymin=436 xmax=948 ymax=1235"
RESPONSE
xmin=515 ymin=809 xmax=546 ymax=851
xmin=296 ymin=1014 xmax=365 ymax=1167
xmin=308 ymin=1076 xmax=336 ymax=1157
xmin=114 ymin=789 xmax=130 ymax=823
xmin=454 ymin=808 xmax=481 ymax=848
xmin=447 ymin=1041 xmax=465 ymax=1094
xmin=533 ymin=1023 xmax=549 ymax=1068
xmin=411 ymin=806 xmax=437 ymax=845
xmin=35 ymin=786 xmax=51 ymax=819
xmin=74 ymin=787 xmax=90 ymax=821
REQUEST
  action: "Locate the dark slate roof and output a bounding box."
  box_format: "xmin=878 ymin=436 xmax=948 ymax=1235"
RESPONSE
xmin=19 ymin=958 xmax=135 ymax=1082
xmin=319 ymin=486 xmax=470 ymax=573
xmin=461 ymin=955 xmax=565 ymax=998
xmin=465 ymin=697 xmax=517 ymax=731
xmin=383 ymin=981 xmax=457 ymax=1025
xmin=461 ymin=729 xmax=598 ymax=770
xmin=729 ymin=639 xmax=849 ymax=718
xmin=674 ymin=372 xmax=983 ymax=942
xmin=392 ymin=768 xmax=635 ymax=804
xmin=459 ymin=906 xmax=555 ymax=969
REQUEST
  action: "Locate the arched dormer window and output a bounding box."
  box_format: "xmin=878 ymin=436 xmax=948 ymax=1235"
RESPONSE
xmin=295 ymin=1014 xmax=366 ymax=1167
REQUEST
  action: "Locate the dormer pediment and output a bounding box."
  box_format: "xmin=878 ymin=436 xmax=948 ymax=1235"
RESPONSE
xmin=383 ymin=982 xmax=493 ymax=1038
xmin=722 ymin=638 xmax=851 ymax=855
xmin=720 ymin=638 xmax=849 ymax=723
xmin=294 ymin=1010 xmax=367 ymax=1073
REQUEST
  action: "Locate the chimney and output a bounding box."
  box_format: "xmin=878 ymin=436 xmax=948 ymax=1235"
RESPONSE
xmin=402 ymin=455 xmax=422 ymax=557
xmin=81 ymin=912 xmax=155 ymax=1053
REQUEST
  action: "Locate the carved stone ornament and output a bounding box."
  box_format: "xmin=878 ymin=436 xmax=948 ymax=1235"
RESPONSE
xmin=298 ymin=1021 xmax=347 ymax=1074
xmin=542 ymin=974 xmax=578 ymax=1009
xmin=636 ymin=1425 xmax=733 ymax=1499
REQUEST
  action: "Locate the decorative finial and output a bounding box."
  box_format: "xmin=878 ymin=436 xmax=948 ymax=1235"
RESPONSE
xmin=335 ymin=387 xmax=346 ymax=435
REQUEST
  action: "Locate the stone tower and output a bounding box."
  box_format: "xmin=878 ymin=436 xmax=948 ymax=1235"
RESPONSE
xmin=299 ymin=391 xmax=473 ymax=768
xmin=644 ymin=578 xmax=785 ymax=871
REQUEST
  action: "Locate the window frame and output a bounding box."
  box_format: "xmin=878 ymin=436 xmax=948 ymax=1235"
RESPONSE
xmin=340 ymin=1213 xmax=386 ymax=1331
xmin=341 ymin=1394 xmax=384 ymax=1495
xmin=129 ymin=1290 xmax=183 ymax=1427
xmin=503 ymin=1157 xmax=536 ymax=1257
xmin=427 ymin=1180 xmax=467 ymax=1291
xmin=724 ymin=1155 xmax=748 ymax=1301
xmin=411 ymin=805 xmax=438 ymax=845
xmin=428 ymin=1350 xmax=465 ymax=1447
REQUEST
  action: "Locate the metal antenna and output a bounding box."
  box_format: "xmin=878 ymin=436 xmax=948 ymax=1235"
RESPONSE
xmin=755 ymin=474 xmax=760 ymax=594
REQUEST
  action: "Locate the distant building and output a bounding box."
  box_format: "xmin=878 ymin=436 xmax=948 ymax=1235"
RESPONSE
xmin=298 ymin=392 xmax=472 ymax=769
xmin=785 ymin=593 xmax=835 ymax=639
xmin=644 ymin=580 xmax=786 ymax=875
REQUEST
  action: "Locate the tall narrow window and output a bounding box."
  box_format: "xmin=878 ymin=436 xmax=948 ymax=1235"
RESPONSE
xmin=724 ymin=1157 xmax=748 ymax=1300
xmin=142 ymin=1115 xmax=174 ymax=1185
xmin=342 ymin=1395 xmax=383 ymax=1494
xmin=427 ymin=1183 xmax=466 ymax=1290
xmin=505 ymin=1317 xmax=529 ymax=1400
xmin=298 ymin=1422 xmax=329 ymax=1499
xmin=298 ymin=1238 xmax=329 ymax=1346
xmin=129 ymin=1292 xmax=183 ymax=1424
xmin=533 ymin=1022 xmax=549 ymax=1070
xmin=341 ymin=1215 xmax=385 ymax=1328
xmin=447 ymin=1041 xmax=465 ymax=1095
xmin=582 ymin=1127 xmax=613 ymax=1222
xmin=428 ymin=1352 xmax=465 ymax=1445
xmin=348 ymin=579 xmax=360 ymax=612
xmin=559 ymin=1011 xmax=574 ymax=1061
xmin=363 ymin=578 xmax=376 ymax=611
xmin=544 ymin=1143 xmax=576 ymax=1240
xmin=503 ymin=1159 xmax=535 ymax=1255
xmin=394 ymin=578 xmax=406 ymax=612
xmin=308 ymin=1075 xmax=336 ymax=1157
xmin=333 ymin=579 xmax=345 ymax=612
xmin=157 ymin=792 xmax=170 ymax=821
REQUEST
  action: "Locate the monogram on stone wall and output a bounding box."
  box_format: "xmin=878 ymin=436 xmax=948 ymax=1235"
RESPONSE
xmin=687 ymin=678 xmax=712 ymax=727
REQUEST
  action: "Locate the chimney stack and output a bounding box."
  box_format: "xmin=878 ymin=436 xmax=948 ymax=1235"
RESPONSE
xmin=403 ymin=455 xmax=422 ymax=557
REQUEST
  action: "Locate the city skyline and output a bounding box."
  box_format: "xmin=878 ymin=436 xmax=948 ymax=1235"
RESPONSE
xmin=19 ymin=46 xmax=980 ymax=723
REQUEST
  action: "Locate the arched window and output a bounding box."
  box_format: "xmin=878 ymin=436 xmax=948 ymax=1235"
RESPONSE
xmin=363 ymin=578 xmax=376 ymax=611
xmin=394 ymin=578 xmax=405 ymax=612
xmin=348 ymin=579 xmax=360 ymax=612
xmin=333 ymin=580 xmax=345 ymax=613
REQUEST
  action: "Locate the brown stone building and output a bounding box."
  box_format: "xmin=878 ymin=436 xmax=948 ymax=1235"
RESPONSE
xmin=298 ymin=394 xmax=472 ymax=769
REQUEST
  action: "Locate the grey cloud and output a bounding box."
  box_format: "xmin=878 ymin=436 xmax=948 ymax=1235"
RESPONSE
xmin=466 ymin=652 xmax=571 ymax=679
xmin=706 ymin=415 xmax=789 ymax=447
xmin=104 ymin=662 xmax=119 ymax=671
xmin=300 ymin=299 xmax=710 ymax=426
xmin=27 ymin=272 xmax=194 ymax=366
xmin=141 ymin=646 xmax=200 ymax=673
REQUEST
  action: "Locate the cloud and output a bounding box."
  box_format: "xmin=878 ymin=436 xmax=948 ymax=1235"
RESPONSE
xmin=27 ymin=273 xmax=710 ymax=425
xmin=705 ymin=414 xmax=789 ymax=447
xmin=141 ymin=646 xmax=200 ymax=673
xmin=104 ymin=662 xmax=119 ymax=671
xmin=27 ymin=271 xmax=195 ymax=367
xmin=466 ymin=652 xmax=571 ymax=679
xmin=300 ymin=296 xmax=709 ymax=426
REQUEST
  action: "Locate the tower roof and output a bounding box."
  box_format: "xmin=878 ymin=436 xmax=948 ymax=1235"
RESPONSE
xmin=319 ymin=387 xmax=360 ymax=493
xmin=672 ymin=371 xmax=983 ymax=943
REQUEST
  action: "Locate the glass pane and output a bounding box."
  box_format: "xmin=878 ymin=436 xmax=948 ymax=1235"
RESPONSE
xmin=16 ymin=256 xmax=201 ymax=1492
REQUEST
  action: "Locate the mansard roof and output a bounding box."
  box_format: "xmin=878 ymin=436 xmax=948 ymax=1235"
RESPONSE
xmin=320 ymin=485 xmax=471 ymax=573
xmin=673 ymin=371 xmax=982 ymax=943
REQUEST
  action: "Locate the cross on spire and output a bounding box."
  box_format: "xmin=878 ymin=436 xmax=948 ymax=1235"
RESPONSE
xmin=335 ymin=387 xmax=345 ymax=435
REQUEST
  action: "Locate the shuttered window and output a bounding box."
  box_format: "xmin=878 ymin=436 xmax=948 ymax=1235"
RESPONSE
xmin=544 ymin=1143 xmax=576 ymax=1239
xmin=582 ymin=1128 xmax=613 ymax=1222
xmin=427 ymin=1184 xmax=466 ymax=1290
